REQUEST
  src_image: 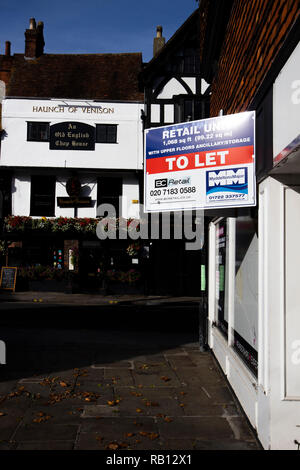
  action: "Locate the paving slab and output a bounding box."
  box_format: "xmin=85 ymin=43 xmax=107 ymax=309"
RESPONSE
xmin=14 ymin=423 xmax=79 ymax=441
xmin=194 ymin=439 xmax=261 ymax=450
xmin=174 ymin=367 xmax=224 ymax=387
xmin=132 ymin=371 xmax=181 ymax=388
xmin=76 ymin=416 xmax=161 ymax=450
xmin=165 ymin=355 xmax=198 ymax=369
xmin=16 ymin=440 xmax=74 ymax=450
xmin=79 ymin=416 xmax=158 ymax=436
xmin=157 ymin=416 xmax=235 ymax=440
xmin=22 ymin=404 xmax=83 ymax=425
xmin=104 ymin=369 xmax=135 ymax=387
xmin=0 ymin=380 xmax=18 ymax=397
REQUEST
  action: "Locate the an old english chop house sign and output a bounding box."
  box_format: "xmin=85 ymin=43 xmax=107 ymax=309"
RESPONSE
xmin=50 ymin=121 xmax=95 ymax=150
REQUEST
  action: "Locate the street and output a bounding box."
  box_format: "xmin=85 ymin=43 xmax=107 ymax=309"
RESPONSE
xmin=0 ymin=296 xmax=261 ymax=450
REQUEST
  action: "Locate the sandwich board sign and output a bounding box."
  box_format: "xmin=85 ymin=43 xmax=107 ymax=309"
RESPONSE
xmin=144 ymin=111 xmax=256 ymax=212
xmin=0 ymin=267 xmax=17 ymax=292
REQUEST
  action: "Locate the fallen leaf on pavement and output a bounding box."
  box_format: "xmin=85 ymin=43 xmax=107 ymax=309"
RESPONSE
xmin=145 ymin=401 xmax=160 ymax=407
xmin=139 ymin=431 xmax=159 ymax=440
xmin=107 ymin=400 xmax=119 ymax=406
xmin=160 ymin=376 xmax=171 ymax=382
xmin=33 ymin=412 xmax=52 ymax=423
xmin=107 ymin=443 xmax=119 ymax=450
xmin=119 ymin=442 xmax=129 ymax=448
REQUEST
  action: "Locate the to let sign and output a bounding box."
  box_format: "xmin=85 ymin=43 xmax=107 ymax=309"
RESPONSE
xmin=50 ymin=122 xmax=95 ymax=150
xmin=144 ymin=111 xmax=256 ymax=212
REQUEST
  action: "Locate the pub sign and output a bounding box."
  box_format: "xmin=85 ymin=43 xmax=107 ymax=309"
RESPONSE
xmin=50 ymin=122 xmax=95 ymax=150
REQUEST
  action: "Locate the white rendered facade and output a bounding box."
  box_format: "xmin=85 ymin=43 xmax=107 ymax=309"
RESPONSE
xmin=1 ymin=98 xmax=144 ymax=219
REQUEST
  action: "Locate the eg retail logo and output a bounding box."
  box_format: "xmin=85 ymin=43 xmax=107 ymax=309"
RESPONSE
xmin=291 ymin=340 xmax=300 ymax=366
xmin=291 ymin=80 xmax=300 ymax=105
xmin=0 ymin=340 xmax=6 ymax=364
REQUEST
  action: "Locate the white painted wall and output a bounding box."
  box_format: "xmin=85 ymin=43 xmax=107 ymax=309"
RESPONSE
xmin=164 ymin=104 xmax=174 ymax=123
xmin=156 ymin=78 xmax=189 ymax=99
xmin=234 ymin=233 xmax=258 ymax=351
xmin=12 ymin=174 xmax=31 ymax=216
xmin=1 ymin=98 xmax=144 ymax=170
xmin=182 ymin=77 xmax=196 ymax=94
xmin=122 ymin=174 xmax=140 ymax=219
xmin=0 ymin=80 xmax=5 ymax=102
xmin=151 ymin=104 xmax=160 ymax=123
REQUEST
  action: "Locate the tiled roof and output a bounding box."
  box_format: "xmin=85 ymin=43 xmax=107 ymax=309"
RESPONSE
xmin=1 ymin=53 xmax=144 ymax=101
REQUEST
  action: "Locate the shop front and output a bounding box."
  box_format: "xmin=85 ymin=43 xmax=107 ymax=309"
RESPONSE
xmin=208 ymin=39 xmax=300 ymax=450
xmin=1 ymin=216 xmax=145 ymax=295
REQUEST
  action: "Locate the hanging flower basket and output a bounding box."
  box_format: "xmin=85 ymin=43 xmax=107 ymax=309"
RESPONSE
xmin=126 ymin=241 xmax=142 ymax=257
xmin=4 ymin=216 xmax=140 ymax=235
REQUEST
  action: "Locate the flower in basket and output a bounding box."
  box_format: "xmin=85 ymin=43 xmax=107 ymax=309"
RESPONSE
xmin=32 ymin=217 xmax=52 ymax=231
xmin=126 ymin=269 xmax=141 ymax=284
xmin=17 ymin=265 xmax=67 ymax=281
xmin=126 ymin=242 xmax=142 ymax=257
xmin=4 ymin=215 xmax=32 ymax=232
xmin=52 ymin=217 xmax=74 ymax=232
xmin=0 ymin=240 xmax=7 ymax=254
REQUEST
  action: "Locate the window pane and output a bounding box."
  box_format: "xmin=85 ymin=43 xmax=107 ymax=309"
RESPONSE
xmin=97 ymin=177 xmax=122 ymax=217
xmin=234 ymin=214 xmax=258 ymax=375
xmin=96 ymin=125 xmax=117 ymax=143
xmin=27 ymin=122 xmax=49 ymax=141
xmin=107 ymin=125 xmax=117 ymax=143
xmin=184 ymin=100 xmax=193 ymax=121
xmin=96 ymin=125 xmax=106 ymax=142
xmin=30 ymin=176 xmax=55 ymax=216
xmin=215 ymin=220 xmax=228 ymax=338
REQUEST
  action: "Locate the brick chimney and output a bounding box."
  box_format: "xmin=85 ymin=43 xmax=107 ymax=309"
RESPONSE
xmin=25 ymin=18 xmax=45 ymax=58
xmin=153 ymin=26 xmax=165 ymax=57
xmin=5 ymin=41 xmax=11 ymax=56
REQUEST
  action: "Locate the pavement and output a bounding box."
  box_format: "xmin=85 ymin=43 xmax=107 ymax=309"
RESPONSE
xmin=0 ymin=292 xmax=262 ymax=451
xmin=0 ymin=290 xmax=202 ymax=305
